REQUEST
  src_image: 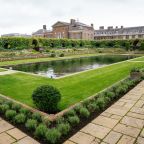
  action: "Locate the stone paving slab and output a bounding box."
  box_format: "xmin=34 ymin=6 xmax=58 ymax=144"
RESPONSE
xmin=64 ymin=81 xmax=144 ymax=144
xmin=0 ymin=117 xmax=40 ymax=144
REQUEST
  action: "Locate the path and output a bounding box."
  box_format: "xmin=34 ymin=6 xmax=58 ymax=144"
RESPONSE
xmin=64 ymin=81 xmax=144 ymax=144
xmin=0 ymin=70 xmax=17 ymax=76
xmin=0 ymin=117 xmax=40 ymax=144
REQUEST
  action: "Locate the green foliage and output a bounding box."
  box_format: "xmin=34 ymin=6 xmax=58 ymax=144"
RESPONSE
xmin=5 ymin=110 xmax=16 ymax=121
xmin=14 ymin=113 xmax=26 ymax=124
xmin=55 ymin=117 xmax=65 ymax=124
xmin=12 ymin=103 xmax=21 ymax=112
xmin=0 ymin=104 xmax=10 ymax=114
xmin=32 ymin=112 xmax=42 ymax=122
xmin=19 ymin=108 xmax=31 ymax=116
xmin=95 ymin=96 xmax=106 ymax=110
xmin=87 ymin=102 xmax=97 ymax=113
xmin=34 ymin=124 xmax=47 ymax=139
xmin=1 ymin=37 xmax=144 ymax=50
xmin=45 ymin=128 xmax=61 ymax=144
xmin=59 ymin=53 xmax=65 ymax=57
xmin=65 ymin=109 xmax=76 ymax=117
xmin=57 ymin=123 xmax=71 ymax=136
xmin=32 ymin=85 xmax=61 ymax=113
xmin=79 ymin=107 xmax=90 ymax=118
xmin=68 ymin=115 xmax=80 ymax=126
xmin=25 ymin=119 xmax=37 ymax=131
xmin=140 ymin=42 xmax=144 ymax=50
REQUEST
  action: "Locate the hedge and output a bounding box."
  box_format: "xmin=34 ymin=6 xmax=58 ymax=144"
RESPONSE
xmin=1 ymin=37 xmax=144 ymax=50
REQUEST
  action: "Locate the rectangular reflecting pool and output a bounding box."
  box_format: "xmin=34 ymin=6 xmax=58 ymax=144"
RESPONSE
xmin=5 ymin=55 xmax=137 ymax=78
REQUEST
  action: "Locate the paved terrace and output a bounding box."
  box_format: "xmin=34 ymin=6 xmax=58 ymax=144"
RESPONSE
xmin=64 ymin=81 xmax=144 ymax=144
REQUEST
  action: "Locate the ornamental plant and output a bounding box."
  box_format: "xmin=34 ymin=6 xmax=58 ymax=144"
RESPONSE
xmin=32 ymin=85 xmax=61 ymax=113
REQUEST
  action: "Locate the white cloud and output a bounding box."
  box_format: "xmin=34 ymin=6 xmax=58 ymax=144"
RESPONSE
xmin=0 ymin=0 xmax=144 ymax=35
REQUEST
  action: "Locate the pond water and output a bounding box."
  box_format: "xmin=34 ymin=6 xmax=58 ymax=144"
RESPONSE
xmin=7 ymin=55 xmax=136 ymax=78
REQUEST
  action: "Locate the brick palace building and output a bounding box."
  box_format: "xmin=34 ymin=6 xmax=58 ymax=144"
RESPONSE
xmin=33 ymin=19 xmax=94 ymax=40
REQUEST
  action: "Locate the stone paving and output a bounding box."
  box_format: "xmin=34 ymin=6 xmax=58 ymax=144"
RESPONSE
xmin=0 ymin=118 xmax=40 ymax=144
xmin=64 ymin=81 xmax=144 ymax=144
xmin=0 ymin=70 xmax=17 ymax=76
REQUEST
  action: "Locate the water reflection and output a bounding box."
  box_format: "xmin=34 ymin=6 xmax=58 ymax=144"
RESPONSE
xmin=8 ymin=55 xmax=136 ymax=78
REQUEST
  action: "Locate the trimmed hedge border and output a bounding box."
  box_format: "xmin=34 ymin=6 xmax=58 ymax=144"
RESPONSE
xmin=0 ymin=73 xmax=143 ymax=143
xmin=0 ymin=37 xmax=144 ymax=50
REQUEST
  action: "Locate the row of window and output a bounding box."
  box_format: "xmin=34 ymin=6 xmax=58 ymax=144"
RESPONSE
xmin=95 ymin=30 xmax=144 ymax=35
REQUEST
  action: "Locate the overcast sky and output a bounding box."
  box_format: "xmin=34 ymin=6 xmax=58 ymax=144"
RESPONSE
xmin=0 ymin=0 xmax=144 ymax=35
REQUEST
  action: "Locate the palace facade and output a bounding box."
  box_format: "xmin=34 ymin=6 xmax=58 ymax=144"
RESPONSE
xmin=33 ymin=19 xmax=94 ymax=40
xmin=94 ymin=26 xmax=144 ymax=40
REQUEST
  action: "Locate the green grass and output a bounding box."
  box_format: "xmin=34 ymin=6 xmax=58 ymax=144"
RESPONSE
xmin=131 ymin=56 xmax=144 ymax=61
xmin=0 ymin=53 xmax=103 ymax=67
xmin=0 ymin=60 xmax=143 ymax=110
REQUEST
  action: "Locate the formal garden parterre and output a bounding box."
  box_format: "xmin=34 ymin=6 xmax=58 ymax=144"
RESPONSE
xmin=0 ymin=38 xmax=144 ymax=143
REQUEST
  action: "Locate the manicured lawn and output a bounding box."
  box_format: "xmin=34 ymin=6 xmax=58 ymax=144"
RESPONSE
xmin=131 ymin=56 xmax=144 ymax=61
xmin=0 ymin=53 xmax=103 ymax=67
xmin=0 ymin=60 xmax=143 ymax=110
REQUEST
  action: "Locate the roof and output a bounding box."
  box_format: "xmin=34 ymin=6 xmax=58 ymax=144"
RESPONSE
xmin=33 ymin=29 xmax=51 ymax=35
xmin=75 ymin=22 xmax=92 ymax=28
xmin=95 ymin=26 xmax=144 ymax=36
xmin=52 ymin=21 xmax=70 ymax=27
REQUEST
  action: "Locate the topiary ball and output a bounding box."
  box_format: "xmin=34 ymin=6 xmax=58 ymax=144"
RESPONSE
xmin=32 ymin=85 xmax=61 ymax=113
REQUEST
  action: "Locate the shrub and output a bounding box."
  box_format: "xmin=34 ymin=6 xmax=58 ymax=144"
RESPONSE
xmin=115 ymin=84 xmax=128 ymax=96
xmin=57 ymin=123 xmax=71 ymax=136
xmin=45 ymin=128 xmax=61 ymax=144
xmin=50 ymin=53 xmax=56 ymax=57
xmin=34 ymin=124 xmax=47 ymax=139
xmin=14 ymin=113 xmax=26 ymax=124
xmin=32 ymin=112 xmax=42 ymax=122
xmin=4 ymin=101 xmax=13 ymax=108
xmin=68 ymin=115 xmax=80 ymax=126
xmin=140 ymin=42 xmax=144 ymax=50
xmin=65 ymin=109 xmax=76 ymax=117
xmin=5 ymin=110 xmax=16 ymax=121
xmin=0 ymin=104 xmax=10 ymax=114
xmin=42 ymin=117 xmax=51 ymax=127
xmin=74 ymin=104 xmax=83 ymax=113
xmin=59 ymin=53 xmax=64 ymax=57
xmin=79 ymin=107 xmax=90 ymax=118
xmin=95 ymin=97 xmax=106 ymax=110
xmin=87 ymin=102 xmax=97 ymax=113
xmin=25 ymin=119 xmax=37 ymax=131
xmin=12 ymin=104 xmax=21 ymax=112
xmin=56 ymin=116 xmax=65 ymax=124
xmin=19 ymin=108 xmax=31 ymax=117
xmin=105 ymin=91 xmax=116 ymax=100
xmin=32 ymin=85 xmax=61 ymax=113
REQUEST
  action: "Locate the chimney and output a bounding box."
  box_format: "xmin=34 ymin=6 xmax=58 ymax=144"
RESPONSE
xmin=121 ymin=26 xmax=124 ymax=29
xmin=91 ymin=24 xmax=94 ymax=28
xmin=108 ymin=26 xmax=113 ymax=30
xmin=43 ymin=25 xmax=47 ymax=30
xmin=70 ymin=19 xmax=76 ymax=24
xmin=99 ymin=26 xmax=104 ymax=30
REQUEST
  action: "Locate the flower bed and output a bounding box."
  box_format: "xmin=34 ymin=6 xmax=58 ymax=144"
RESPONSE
xmin=0 ymin=74 xmax=142 ymax=144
